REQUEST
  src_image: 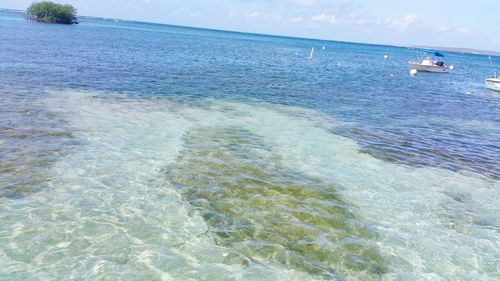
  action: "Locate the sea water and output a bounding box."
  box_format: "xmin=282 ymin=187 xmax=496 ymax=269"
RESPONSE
xmin=0 ymin=10 xmax=499 ymax=280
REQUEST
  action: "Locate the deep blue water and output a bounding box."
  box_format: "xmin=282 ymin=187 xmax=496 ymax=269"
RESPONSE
xmin=2 ymin=11 xmax=498 ymax=178
xmin=0 ymin=10 xmax=499 ymax=280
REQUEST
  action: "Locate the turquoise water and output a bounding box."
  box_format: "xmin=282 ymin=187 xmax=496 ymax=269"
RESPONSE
xmin=0 ymin=10 xmax=499 ymax=280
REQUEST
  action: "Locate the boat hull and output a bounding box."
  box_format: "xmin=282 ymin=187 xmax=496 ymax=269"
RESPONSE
xmin=410 ymin=63 xmax=450 ymax=73
xmin=485 ymin=78 xmax=500 ymax=92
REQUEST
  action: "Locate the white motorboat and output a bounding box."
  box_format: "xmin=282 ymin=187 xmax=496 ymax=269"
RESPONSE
xmin=485 ymin=71 xmax=500 ymax=92
xmin=409 ymin=50 xmax=453 ymax=73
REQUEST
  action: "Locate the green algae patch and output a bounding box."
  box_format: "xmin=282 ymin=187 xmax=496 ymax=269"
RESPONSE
xmin=164 ymin=126 xmax=387 ymax=278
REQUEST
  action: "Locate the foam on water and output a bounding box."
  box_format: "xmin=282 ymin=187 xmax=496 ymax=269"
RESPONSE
xmin=0 ymin=91 xmax=498 ymax=280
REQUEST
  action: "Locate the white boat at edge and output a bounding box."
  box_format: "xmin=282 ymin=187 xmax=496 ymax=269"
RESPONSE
xmin=409 ymin=50 xmax=453 ymax=73
xmin=485 ymin=71 xmax=500 ymax=92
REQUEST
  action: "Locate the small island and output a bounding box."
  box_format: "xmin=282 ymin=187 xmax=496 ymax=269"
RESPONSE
xmin=26 ymin=1 xmax=78 ymax=24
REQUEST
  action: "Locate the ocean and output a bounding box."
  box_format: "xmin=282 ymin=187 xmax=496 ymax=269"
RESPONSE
xmin=0 ymin=10 xmax=499 ymax=280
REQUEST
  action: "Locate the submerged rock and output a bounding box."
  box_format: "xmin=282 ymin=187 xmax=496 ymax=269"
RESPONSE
xmin=164 ymin=126 xmax=387 ymax=278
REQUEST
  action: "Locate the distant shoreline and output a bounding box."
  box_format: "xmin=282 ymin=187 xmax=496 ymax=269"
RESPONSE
xmin=407 ymin=45 xmax=500 ymax=57
xmin=2 ymin=7 xmax=499 ymax=57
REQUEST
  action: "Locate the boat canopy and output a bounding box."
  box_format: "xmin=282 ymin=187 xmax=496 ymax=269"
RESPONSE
xmin=423 ymin=50 xmax=444 ymax=57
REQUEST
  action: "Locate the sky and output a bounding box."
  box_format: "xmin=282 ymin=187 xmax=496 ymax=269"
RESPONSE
xmin=1 ymin=0 xmax=499 ymax=51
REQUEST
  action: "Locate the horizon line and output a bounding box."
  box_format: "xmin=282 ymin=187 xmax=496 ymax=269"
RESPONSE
xmin=2 ymin=7 xmax=499 ymax=56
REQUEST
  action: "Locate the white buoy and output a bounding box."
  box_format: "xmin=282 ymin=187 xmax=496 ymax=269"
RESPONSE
xmin=322 ymin=46 xmax=326 ymax=50
xmin=308 ymin=47 xmax=315 ymax=60
xmin=449 ymin=65 xmax=455 ymax=70
xmin=384 ymin=55 xmax=389 ymax=59
xmin=410 ymin=69 xmax=417 ymax=75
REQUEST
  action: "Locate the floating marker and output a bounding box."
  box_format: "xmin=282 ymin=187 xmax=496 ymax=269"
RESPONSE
xmin=449 ymin=65 xmax=455 ymax=70
xmin=384 ymin=55 xmax=389 ymax=59
xmin=308 ymin=47 xmax=315 ymax=60
xmin=410 ymin=69 xmax=417 ymax=75
xmin=322 ymin=46 xmax=326 ymax=50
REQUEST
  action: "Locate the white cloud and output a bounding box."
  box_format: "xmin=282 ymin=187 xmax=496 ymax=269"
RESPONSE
xmin=436 ymin=26 xmax=468 ymax=34
xmin=355 ymin=19 xmax=365 ymax=24
xmin=229 ymin=10 xmax=239 ymax=18
xmin=248 ymin=10 xmax=272 ymax=19
xmin=293 ymin=0 xmax=316 ymax=7
xmin=310 ymin=13 xmax=336 ymax=24
xmin=249 ymin=11 xmax=262 ymax=17
xmin=399 ymin=13 xmax=417 ymax=30
xmin=377 ymin=13 xmax=417 ymax=31
xmin=436 ymin=26 xmax=451 ymax=33
xmin=248 ymin=11 xmax=260 ymax=17
xmin=290 ymin=16 xmax=304 ymax=23
xmin=173 ymin=7 xmax=201 ymax=17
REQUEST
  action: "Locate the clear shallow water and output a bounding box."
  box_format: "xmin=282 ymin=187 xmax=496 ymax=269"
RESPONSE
xmin=0 ymin=10 xmax=499 ymax=280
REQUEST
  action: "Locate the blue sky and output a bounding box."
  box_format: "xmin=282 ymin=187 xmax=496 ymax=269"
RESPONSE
xmin=2 ymin=0 xmax=499 ymax=51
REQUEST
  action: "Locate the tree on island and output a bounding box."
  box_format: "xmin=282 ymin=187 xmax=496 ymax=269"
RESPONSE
xmin=26 ymin=1 xmax=78 ymax=24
